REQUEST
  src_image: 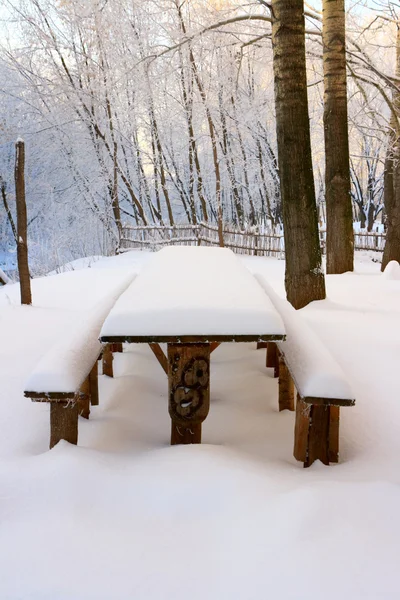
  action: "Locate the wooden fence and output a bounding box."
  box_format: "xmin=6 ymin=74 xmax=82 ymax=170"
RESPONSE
xmin=121 ymin=222 xmax=385 ymax=257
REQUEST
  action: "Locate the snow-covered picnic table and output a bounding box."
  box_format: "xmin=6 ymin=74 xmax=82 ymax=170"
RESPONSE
xmin=100 ymin=247 xmax=286 ymax=444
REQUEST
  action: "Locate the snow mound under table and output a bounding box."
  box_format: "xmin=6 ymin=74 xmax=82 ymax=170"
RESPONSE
xmin=100 ymin=246 xmax=285 ymax=342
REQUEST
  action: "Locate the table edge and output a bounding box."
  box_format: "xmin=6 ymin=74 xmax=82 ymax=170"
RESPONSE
xmin=100 ymin=334 xmax=286 ymax=344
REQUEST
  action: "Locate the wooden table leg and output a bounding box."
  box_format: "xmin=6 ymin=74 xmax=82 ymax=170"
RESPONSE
xmin=267 ymin=342 xmax=279 ymax=377
xmin=266 ymin=342 xmax=277 ymax=367
xmin=110 ymin=342 xmax=123 ymax=353
xmin=102 ymin=343 xmax=113 ymax=377
xmin=50 ymin=401 xmax=79 ymax=449
xmin=89 ymin=362 xmax=99 ymax=406
xmin=171 ymin=422 xmax=202 ymax=444
xmin=167 ymin=343 xmax=211 ymax=445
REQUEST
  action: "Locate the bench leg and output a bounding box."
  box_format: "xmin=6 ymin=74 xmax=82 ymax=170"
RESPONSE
xmin=257 ymin=342 xmax=268 ymax=350
xmin=294 ymin=395 xmax=340 ymax=467
xmin=102 ymin=344 xmax=113 ymax=377
xmin=266 ymin=342 xmax=277 ymax=370
xmin=78 ymin=396 xmax=90 ymax=419
xmin=89 ymin=362 xmax=99 ymax=406
xmin=50 ymin=401 xmax=79 ymax=449
xmin=278 ymin=355 xmax=294 ymax=411
xmin=77 ymin=378 xmax=90 ymax=419
xmin=167 ymin=343 xmax=211 ymax=446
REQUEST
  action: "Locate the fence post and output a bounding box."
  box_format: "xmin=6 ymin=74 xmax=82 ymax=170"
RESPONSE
xmin=15 ymin=139 xmax=32 ymax=305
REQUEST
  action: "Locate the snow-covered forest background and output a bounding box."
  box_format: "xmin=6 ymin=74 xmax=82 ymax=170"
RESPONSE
xmin=0 ymin=0 xmax=394 ymax=274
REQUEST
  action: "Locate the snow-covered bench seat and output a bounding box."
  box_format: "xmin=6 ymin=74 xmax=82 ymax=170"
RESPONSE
xmin=24 ymin=272 xmax=136 ymax=449
xmin=256 ymin=276 xmax=355 ymax=468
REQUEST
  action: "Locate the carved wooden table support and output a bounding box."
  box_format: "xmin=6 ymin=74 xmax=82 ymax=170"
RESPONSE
xmin=167 ymin=343 xmax=211 ymax=445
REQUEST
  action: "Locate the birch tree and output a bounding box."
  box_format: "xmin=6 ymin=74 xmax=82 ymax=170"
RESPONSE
xmin=323 ymin=0 xmax=354 ymax=273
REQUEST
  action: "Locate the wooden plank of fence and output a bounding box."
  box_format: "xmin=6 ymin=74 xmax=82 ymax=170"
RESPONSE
xmin=121 ymin=223 xmax=386 ymax=256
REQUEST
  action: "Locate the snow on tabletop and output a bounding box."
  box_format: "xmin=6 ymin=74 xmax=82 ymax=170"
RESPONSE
xmin=256 ymin=275 xmax=353 ymax=401
xmin=25 ymin=272 xmax=136 ymax=393
xmin=100 ymin=246 xmax=285 ymax=338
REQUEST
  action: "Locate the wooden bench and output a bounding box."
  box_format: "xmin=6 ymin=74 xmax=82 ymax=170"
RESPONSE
xmin=24 ymin=274 xmax=135 ymax=448
xmin=256 ymin=276 xmax=355 ymax=468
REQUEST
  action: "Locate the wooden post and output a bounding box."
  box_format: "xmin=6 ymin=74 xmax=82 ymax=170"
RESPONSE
xmin=278 ymin=355 xmax=294 ymax=411
xmin=50 ymin=401 xmax=79 ymax=449
xmin=89 ymin=362 xmax=99 ymax=405
xmin=294 ymin=395 xmax=337 ymax=467
xmin=257 ymin=342 xmax=268 ymax=349
xmin=14 ymin=139 xmax=31 ymax=305
xmin=102 ymin=344 xmax=113 ymax=377
xmin=167 ymin=343 xmax=211 ymax=445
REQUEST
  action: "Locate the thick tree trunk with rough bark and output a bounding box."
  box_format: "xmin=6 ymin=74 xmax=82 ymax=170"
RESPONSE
xmin=271 ymin=0 xmax=326 ymax=308
xmin=383 ymin=130 xmax=395 ymax=237
xmin=382 ymin=26 xmax=400 ymax=271
xmin=14 ymin=139 xmax=32 ymax=305
xmin=383 ymin=149 xmax=400 ymax=270
xmin=323 ymin=0 xmax=354 ymax=274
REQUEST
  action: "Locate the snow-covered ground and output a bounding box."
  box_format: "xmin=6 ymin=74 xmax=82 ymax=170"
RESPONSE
xmin=1 ymin=250 xmax=400 ymax=599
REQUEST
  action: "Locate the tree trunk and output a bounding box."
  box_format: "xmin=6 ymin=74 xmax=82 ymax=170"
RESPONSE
xmin=323 ymin=0 xmax=354 ymax=273
xmin=382 ymin=139 xmax=394 ymax=234
xmin=383 ymin=149 xmax=400 ymax=269
xmin=271 ymin=0 xmax=326 ymax=308
xmin=14 ymin=139 xmax=32 ymax=305
xmin=111 ymin=140 xmax=122 ymax=249
xmin=367 ymin=202 xmax=375 ymax=232
xmin=382 ymin=26 xmax=400 ymax=271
